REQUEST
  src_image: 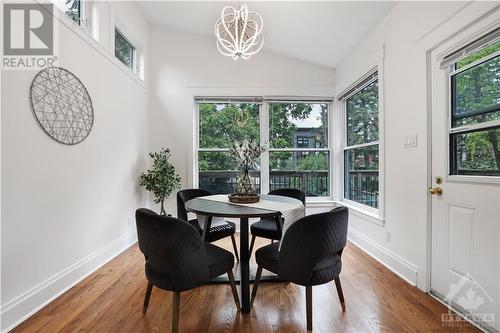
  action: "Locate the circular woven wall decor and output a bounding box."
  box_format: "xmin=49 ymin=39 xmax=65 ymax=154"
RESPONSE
xmin=29 ymin=67 xmax=94 ymax=145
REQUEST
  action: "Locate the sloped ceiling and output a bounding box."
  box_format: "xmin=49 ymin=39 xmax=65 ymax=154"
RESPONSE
xmin=138 ymin=1 xmax=396 ymax=68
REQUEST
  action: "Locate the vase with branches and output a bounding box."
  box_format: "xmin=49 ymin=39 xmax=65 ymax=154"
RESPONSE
xmin=229 ymin=139 xmax=266 ymax=201
xmin=139 ymin=148 xmax=181 ymax=215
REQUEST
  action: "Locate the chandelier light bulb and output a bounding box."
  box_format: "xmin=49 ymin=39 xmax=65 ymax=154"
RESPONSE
xmin=214 ymin=4 xmax=264 ymax=60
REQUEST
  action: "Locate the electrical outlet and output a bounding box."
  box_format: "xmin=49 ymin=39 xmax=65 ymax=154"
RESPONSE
xmin=385 ymin=231 xmax=390 ymax=242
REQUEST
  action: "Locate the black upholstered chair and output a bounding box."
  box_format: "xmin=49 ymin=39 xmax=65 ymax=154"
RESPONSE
xmin=251 ymin=206 xmax=348 ymax=331
xmin=177 ymin=189 xmax=239 ymax=261
xmin=136 ymin=208 xmax=240 ymax=333
xmin=249 ymin=188 xmax=306 ymax=255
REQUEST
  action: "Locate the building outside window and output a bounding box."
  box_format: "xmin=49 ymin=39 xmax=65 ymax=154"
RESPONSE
xmin=196 ymin=100 xmax=331 ymax=198
xmin=268 ymin=102 xmax=329 ymax=197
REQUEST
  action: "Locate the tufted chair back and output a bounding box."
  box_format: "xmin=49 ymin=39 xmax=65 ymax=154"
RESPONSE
xmin=278 ymin=206 xmax=348 ymax=285
xmin=135 ymin=208 xmax=210 ymax=292
xmin=269 ymin=188 xmax=306 ymax=205
xmin=176 ymin=189 xmax=211 ymax=221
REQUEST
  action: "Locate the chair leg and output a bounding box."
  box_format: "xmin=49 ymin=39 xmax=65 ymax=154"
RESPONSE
xmin=142 ymin=281 xmax=153 ymax=315
xmin=306 ymin=286 xmax=312 ymax=331
xmin=251 ymin=265 xmax=263 ymax=305
xmin=172 ymin=291 xmax=180 ymax=333
xmin=227 ymin=270 xmax=241 ymax=311
xmin=334 ymin=276 xmax=346 ymax=312
xmin=249 ymin=235 xmax=256 ymax=256
xmin=230 ymin=234 xmax=240 ymax=262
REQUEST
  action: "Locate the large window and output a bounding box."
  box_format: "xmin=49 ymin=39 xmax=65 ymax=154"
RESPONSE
xmin=198 ymin=102 xmax=261 ymax=194
xmin=269 ymin=103 xmax=329 ymax=197
xmin=342 ymin=74 xmax=380 ymax=208
xmin=448 ymin=38 xmax=500 ymax=176
xmin=196 ymin=100 xmax=331 ymax=198
xmin=115 ymin=28 xmax=135 ymax=71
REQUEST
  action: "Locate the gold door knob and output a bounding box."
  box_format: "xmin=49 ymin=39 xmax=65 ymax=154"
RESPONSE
xmin=429 ymin=187 xmax=443 ymax=195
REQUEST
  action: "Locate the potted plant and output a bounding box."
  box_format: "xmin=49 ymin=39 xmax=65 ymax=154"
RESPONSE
xmin=139 ymin=148 xmax=181 ymax=215
xmin=229 ymin=139 xmax=266 ymax=203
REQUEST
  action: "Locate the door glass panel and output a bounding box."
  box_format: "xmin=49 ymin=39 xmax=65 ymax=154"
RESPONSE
xmin=452 ymin=55 xmax=500 ymax=127
xmin=450 ymin=126 xmax=500 ymax=176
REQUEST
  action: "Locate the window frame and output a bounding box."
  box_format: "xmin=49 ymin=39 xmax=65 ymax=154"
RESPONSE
xmin=114 ymin=27 xmax=136 ymax=72
xmin=266 ymin=101 xmax=332 ymax=200
xmin=193 ymin=98 xmax=333 ymax=200
xmin=447 ymin=48 xmax=500 ymax=178
xmin=340 ymin=68 xmax=384 ymax=216
xmin=195 ymin=100 xmax=264 ymax=195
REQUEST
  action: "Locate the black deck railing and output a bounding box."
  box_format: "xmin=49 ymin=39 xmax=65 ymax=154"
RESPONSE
xmin=200 ymin=170 xmax=379 ymax=205
xmin=345 ymin=170 xmax=379 ymax=208
xmin=199 ymin=170 xmax=329 ymax=197
xmin=269 ymin=171 xmax=328 ymax=197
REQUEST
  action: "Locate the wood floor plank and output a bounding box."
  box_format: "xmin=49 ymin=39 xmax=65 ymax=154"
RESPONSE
xmin=11 ymin=236 xmax=480 ymax=333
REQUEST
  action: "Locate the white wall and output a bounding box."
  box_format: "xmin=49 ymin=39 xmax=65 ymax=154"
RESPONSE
xmin=148 ymin=27 xmax=335 ymax=215
xmin=0 ymin=2 xmax=150 ymax=331
xmin=332 ymin=1 xmax=499 ymax=289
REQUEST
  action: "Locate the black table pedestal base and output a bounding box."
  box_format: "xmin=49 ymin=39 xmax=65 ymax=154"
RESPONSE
xmin=208 ymin=264 xmax=284 ymax=284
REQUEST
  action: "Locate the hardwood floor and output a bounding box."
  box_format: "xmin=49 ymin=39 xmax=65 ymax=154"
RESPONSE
xmin=12 ymin=236 xmax=480 ymax=333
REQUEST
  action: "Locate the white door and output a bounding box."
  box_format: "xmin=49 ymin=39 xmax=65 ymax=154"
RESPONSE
xmin=430 ymin=26 xmax=500 ymax=332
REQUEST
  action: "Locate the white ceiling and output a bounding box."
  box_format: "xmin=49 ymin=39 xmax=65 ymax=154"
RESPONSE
xmin=138 ymin=1 xmax=396 ymax=69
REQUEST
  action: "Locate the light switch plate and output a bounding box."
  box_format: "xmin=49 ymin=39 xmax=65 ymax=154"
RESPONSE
xmin=404 ymin=134 xmax=417 ymax=148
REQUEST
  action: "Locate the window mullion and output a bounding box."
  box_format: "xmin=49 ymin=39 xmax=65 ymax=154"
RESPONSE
xmin=343 ymin=141 xmax=380 ymax=151
xmin=261 ymin=103 xmax=270 ymax=194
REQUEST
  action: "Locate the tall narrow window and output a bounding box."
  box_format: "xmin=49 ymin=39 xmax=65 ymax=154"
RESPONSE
xmin=197 ymin=102 xmax=261 ymax=194
xmin=447 ymin=36 xmax=500 ymax=176
xmin=268 ymin=103 xmax=329 ymax=197
xmin=342 ymin=73 xmax=380 ymax=208
xmin=115 ymin=28 xmax=135 ymax=71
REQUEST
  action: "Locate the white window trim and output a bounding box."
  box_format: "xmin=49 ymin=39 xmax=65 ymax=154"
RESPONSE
xmin=39 ymin=0 xmax=145 ymax=87
xmin=193 ymin=98 xmax=334 ymax=200
xmin=339 ymin=64 xmax=385 ymax=220
xmin=266 ymin=100 xmax=333 ymax=200
xmin=445 ymin=48 xmax=500 ymax=183
xmin=113 ymin=27 xmax=137 ymax=74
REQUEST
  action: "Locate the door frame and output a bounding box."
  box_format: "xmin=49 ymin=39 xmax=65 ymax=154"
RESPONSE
xmin=425 ymin=6 xmax=500 ymax=293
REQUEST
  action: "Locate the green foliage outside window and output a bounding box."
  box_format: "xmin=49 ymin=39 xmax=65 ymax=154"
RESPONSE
xmin=198 ymin=102 xmax=329 ymax=196
xmin=64 ymin=0 xmax=80 ymax=24
xmin=115 ymin=29 xmax=135 ymax=70
xmin=345 ymin=81 xmax=380 ymax=208
xmin=346 ymin=81 xmax=379 ymax=146
xmin=451 ymin=41 xmax=500 ymax=174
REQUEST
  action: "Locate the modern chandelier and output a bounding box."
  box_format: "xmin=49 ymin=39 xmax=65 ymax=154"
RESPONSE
xmin=214 ymin=4 xmax=264 ymax=60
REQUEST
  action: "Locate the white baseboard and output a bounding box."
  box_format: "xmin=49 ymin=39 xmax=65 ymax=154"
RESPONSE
xmin=0 ymin=232 xmax=137 ymax=333
xmin=348 ymin=228 xmax=418 ymax=286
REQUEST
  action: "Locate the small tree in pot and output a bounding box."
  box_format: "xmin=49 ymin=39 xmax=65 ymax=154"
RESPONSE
xmin=139 ymin=148 xmax=181 ymax=215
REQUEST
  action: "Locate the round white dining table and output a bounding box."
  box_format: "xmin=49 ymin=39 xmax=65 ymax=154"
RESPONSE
xmin=185 ymin=194 xmax=304 ymax=313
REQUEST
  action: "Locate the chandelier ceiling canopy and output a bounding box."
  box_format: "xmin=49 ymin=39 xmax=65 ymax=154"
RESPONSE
xmin=214 ymin=4 xmax=264 ymax=60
